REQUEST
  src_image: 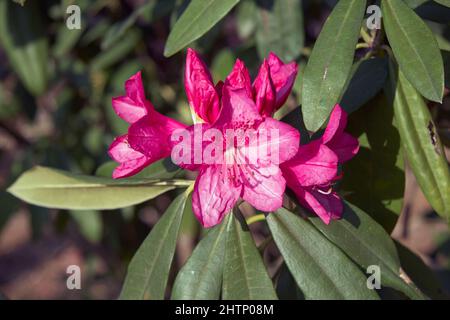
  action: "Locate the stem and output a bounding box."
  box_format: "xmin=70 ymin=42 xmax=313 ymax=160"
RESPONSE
xmin=246 ymin=213 xmax=266 ymax=225
xmin=356 ymin=42 xmax=370 ymax=50
xmin=360 ymin=27 xmax=373 ymax=45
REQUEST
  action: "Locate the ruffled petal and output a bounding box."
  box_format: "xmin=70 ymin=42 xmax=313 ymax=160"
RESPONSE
xmin=192 ymin=165 xmax=242 ymax=228
xmin=281 ymin=140 xmax=338 ymax=187
xmin=225 ymin=59 xmax=253 ymax=100
xmin=215 ymin=85 xmax=262 ymax=128
xmin=254 ymin=117 xmax=300 ymax=164
xmin=241 ymin=163 xmax=285 ymax=212
xmin=112 ymin=71 xmax=150 ymax=124
xmin=328 ymin=132 xmax=359 ymax=163
xmin=267 ymin=52 xmax=298 ymax=109
xmin=128 ymin=112 xmax=187 ymax=162
xmin=184 ymin=48 xmax=220 ymax=123
xmin=108 ymin=135 xmax=152 ymax=179
xmin=253 ymin=60 xmax=276 ymax=116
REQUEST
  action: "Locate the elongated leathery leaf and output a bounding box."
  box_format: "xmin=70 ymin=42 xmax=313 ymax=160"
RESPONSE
xmin=256 ymin=0 xmax=304 ymax=62
xmin=120 ymin=191 xmax=191 ymax=299
xmin=222 ymin=211 xmax=277 ymax=300
xmin=382 ymin=0 xmax=444 ymax=102
xmin=267 ymin=208 xmax=379 ymax=299
xmin=390 ymin=64 xmax=450 ymax=220
xmin=7 ymin=166 xmax=192 ymax=210
xmin=164 ymin=0 xmax=239 ymax=57
xmin=0 ymin=0 xmax=48 ymax=96
xmin=310 ymin=202 xmax=426 ymax=299
xmin=301 ymin=0 xmax=366 ymax=131
xmin=171 ymin=214 xmax=230 ymax=300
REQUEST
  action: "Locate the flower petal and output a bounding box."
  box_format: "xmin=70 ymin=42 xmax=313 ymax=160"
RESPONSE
xmin=112 ymin=71 xmax=150 ymax=124
xmin=184 ymin=48 xmax=220 ymax=123
xmin=225 ymin=59 xmax=253 ymax=100
xmin=192 ymin=165 xmax=242 ymax=228
xmin=281 ymin=140 xmax=338 ymax=187
xmin=215 ymin=85 xmax=262 ymax=128
xmin=267 ymin=52 xmax=298 ymax=109
xmin=108 ymin=135 xmax=151 ymax=178
xmin=301 ymin=189 xmax=343 ymax=224
xmin=128 ymin=112 xmax=187 ymax=161
xmin=254 ymin=117 xmax=300 ymax=164
xmin=322 ymin=104 xmax=347 ymax=143
xmin=241 ymin=164 xmax=285 ymax=212
xmin=328 ymin=132 xmax=359 ymax=163
xmin=253 ymin=60 xmax=276 ymax=116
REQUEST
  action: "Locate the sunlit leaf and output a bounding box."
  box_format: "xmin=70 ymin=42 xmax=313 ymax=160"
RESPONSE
xmin=382 ymin=0 xmax=444 ymax=102
xmin=301 ymin=0 xmax=366 ymax=131
xmin=222 ymin=211 xmax=277 ymax=300
xmin=267 ymin=208 xmax=379 ymax=299
xmin=120 ymin=191 xmax=190 ymax=299
xmin=164 ymin=0 xmax=240 ymax=57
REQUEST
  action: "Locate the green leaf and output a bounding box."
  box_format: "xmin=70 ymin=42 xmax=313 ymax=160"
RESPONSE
xmin=211 ymin=49 xmax=236 ymax=83
xmin=403 ymin=0 xmax=428 ymax=8
xmin=164 ymin=0 xmax=240 ymax=57
xmin=222 ymin=211 xmax=277 ymax=300
xmin=236 ymin=0 xmax=257 ymax=39
xmin=96 ymin=158 xmax=181 ymax=180
xmin=390 ymin=64 xmax=450 ymax=220
xmin=434 ymin=0 xmax=450 ymax=7
xmin=310 ymin=202 xmax=425 ymax=299
xmin=0 ymin=0 xmax=48 ymax=96
xmin=255 ymin=0 xmax=304 ymax=62
xmin=382 ymin=0 xmax=444 ymax=102
xmin=340 ymin=57 xmax=388 ymax=114
xmin=70 ymin=210 xmax=103 ymax=243
xmin=120 ymin=191 xmax=190 ymax=299
xmin=267 ymin=208 xmax=379 ymax=299
xmin=101 ymin=0 xmax=176 ymax=49
xmin=342 ymin=93 xmax=404 ymax=232
xmin=301 ymin=0 xmax=366 ymax=131
xmin=7 ymin=166 xmax=193 ymax=210
xmin=172 ymin=214 xmax=230 ymax=300
xmin=90 ymin=28 xmax=141 ymax=71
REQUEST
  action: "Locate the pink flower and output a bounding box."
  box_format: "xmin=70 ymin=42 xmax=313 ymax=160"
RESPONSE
xmin=184 ymin=85 xmax=299 ymax=227
xmin=108 ymin=49 xmax=359 ymax=228
xmin=281 ymin=105 xmax=359 ymax=224
xmin=108 ymin=71 xmax=186 ymax=178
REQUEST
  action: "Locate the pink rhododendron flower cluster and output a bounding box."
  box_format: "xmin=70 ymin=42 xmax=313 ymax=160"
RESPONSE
xmin=108 ymin=48 xmax=359 ymax=228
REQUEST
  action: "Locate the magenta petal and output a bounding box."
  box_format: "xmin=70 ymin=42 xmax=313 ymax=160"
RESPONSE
xmin=241 ymin=164 xmax=285 ymax=212
xmin=302 ymin=189 xmax=343 ymax=224
xmin=322 ymin=104 xmax=347 ymax=143
xmin=128 ymin=112 xmax=186 ymax=161
xmin=267 ymin=52 xmax=298 ymax=109
xmin=112 ymin=96 xmax=148 ymax=124
xmin=124 ymin=71 xmax=147 ymax=106
xmin=215 ymin=85 xmax=262 ymax=127
xmin=112 ymin=71 xmax=151 ymax=124
xmin=192 ymin=165 xmax=242 ymax=228
xmin=254 ymin=117 xmax=300 ymax=164
xmin=225 ymin=59 xmax=253 ymax=100
xmin=108 ymin=135 xmax=151 ymax=178
xmin=328 ymin=132 xmax=359 ymax=163
xmin=253 ymin=60 xmax=276 ymax=116
xmin=184 ymin=48 xmax=220 ymax=123
xmin=282 ymin=141 xmax=338 ymax=187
